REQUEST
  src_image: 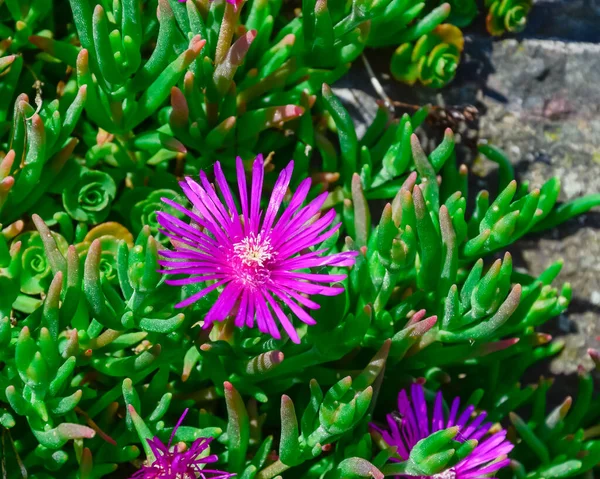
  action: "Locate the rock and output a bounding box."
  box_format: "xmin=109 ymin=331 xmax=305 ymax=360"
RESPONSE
xmin=526 ymin=0 xmax=600 ymax=42
xmin=462 ymin=38 xmax=600 ymax=376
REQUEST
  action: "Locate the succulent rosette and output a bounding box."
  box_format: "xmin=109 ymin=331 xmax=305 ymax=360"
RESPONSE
xmin=62 ymin=169 xmax=117 ymax=224
xmin=391 ymin=24 xmax=464 ymax=89
xmin=130 ymin=189 xmax=185 ymax=243
xmin=14 ymin=230 xmax=68 ymax=295
xmin=485 ymin=0 xmax=533 ymax=35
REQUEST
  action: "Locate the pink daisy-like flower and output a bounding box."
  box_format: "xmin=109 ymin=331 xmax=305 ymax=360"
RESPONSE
xmin=157 ymin=155 xmax=357 ymax=343
xmin=131 ymin=408 xmax=233 ymax=479
xmin=371 ymin=384 xmax=514 ymax=479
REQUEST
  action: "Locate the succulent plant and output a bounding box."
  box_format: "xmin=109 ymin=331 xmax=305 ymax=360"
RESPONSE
xmin=445 ymin=0 xmax=479 ymax=27
xmin=0 ymin=0 xmax=594 ymax=478
xmin=1 ymin=112 xmax=598 ymax=478
xmin=74 ymin=222 xmax=134 ymax=284
xmin=390 ymin=24 xmax=464 ymax=88
xmin=63 ymin=169 xmax=117 ymax=224
xmin=14 ymin=228 xmax=69 ymax=296
xmin=0 ymin=39 xmax=23 ymax=127
xmin=0 ymin=0 xmax=57 ymax=50
xmin=508 ymin=369 xmax=600 ymax=478
xmin=128 ymin=189 xmax=183 ymax=242
xmin=367 ymin=3 xmax=452 ymax=48
xmin=0 ymin=88 xmax=87 ymax=225
xmin=485 ymin=0 xmax=533 ymax=36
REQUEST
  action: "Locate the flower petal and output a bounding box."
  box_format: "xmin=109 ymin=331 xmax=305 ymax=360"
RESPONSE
xmin=250 ymin=154 xmax=265 ymax=234
xmin=214 ymin=161 xmax=243 ymax=236
xmin=236 ymin=156 xmax=250 ymax=234
xmin=204 ymin=282 xmax=243 ymax=325
xmin=272 ymin=290 xmax=317 ymax=326
xmin=271 ymin=177 xmax=312 ymax=234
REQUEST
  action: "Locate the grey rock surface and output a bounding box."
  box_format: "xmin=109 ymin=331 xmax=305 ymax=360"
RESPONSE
xmin=482 ymin=38 xmax=600 ymax=375
xmin=335 ymin=0 xmax=600 ymax=376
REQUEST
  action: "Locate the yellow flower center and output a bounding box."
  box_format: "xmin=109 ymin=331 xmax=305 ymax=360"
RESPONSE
xmin=233 ymin=233 xmax=274 ymax=267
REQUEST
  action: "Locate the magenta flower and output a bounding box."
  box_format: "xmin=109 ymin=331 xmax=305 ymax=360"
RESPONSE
xmin=131 ymin=408 xmax=233 ymax=479
xmin=371 ymin=384 xmax=513 ymax=479
xmin=157 ymin=155 xmax=357 ymax=343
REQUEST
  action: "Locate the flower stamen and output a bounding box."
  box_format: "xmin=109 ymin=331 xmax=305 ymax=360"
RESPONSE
xmin=433 ymin=469 xmax=457 ymax=479
xmin=233 ymin=233 xmax=274 ymax=267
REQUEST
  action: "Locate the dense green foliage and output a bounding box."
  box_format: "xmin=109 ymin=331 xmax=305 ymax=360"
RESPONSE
xmin=1 ymin=0 xmax=598 ymax=478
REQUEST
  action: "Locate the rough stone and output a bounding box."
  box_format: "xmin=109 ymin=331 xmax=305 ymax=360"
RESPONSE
xmin=458 ymin=38 xmax=600 ymax=377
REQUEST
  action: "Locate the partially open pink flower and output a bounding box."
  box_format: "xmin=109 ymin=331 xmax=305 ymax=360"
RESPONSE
xmin=157 ymin=155 xmax=357 ymax=343
xmin=371 ymin=384 xmax=514 ymax=479
xmin=131 ymin=409 xmax=232 ymax=479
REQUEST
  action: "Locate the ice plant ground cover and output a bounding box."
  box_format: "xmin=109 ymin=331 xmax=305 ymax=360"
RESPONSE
xmin=1 ymin=0 xmax=600 ymax=478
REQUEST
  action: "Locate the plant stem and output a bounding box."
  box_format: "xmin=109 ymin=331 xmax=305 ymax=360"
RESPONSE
xmin=257 ymin=460 xmax=290 ymax=479
xmin=381 ymin=461 xmax=410 ymax=476
xmin=361 ymin=53 xmax=395 ymax=113
xmin=374 ymin=269 xmax=400 ymax=312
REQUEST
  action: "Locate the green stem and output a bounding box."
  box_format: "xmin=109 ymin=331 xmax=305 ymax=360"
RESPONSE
xmin=533 ymin=194 xmax=600 ymax=232
xmin=374 ymin=270 xmax=400 ymax=312
xmin=258 ymin=346 xmax=323 ymax=380
xmin=381 ymin=461 xmax=410 ymax=476
xmin=114 ymin=132 xmax=138 ymax=167
xmin=257 ymin=460 xmax=290 ymax=479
